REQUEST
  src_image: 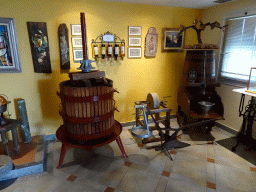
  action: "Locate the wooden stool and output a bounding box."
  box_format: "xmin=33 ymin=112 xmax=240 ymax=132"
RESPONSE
xmin=56 ymin=120 xmax=128 ymax=168
xmin=0 ymin=119 xmax=20 ymax=156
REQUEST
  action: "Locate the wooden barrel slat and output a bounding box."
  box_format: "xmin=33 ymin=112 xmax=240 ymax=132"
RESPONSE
xmin=81 ymin=88 xmax=86 ymax=117
xmin=80 ymin=88 xmax=87 ymax=135
xmin=94 ymin=87 xmax=98 ymax=118
xmin=89 ymin=87 xmax=94 ymax=134
xmin=68 ymin=86 xmax=73 ymax=118
xmin=74 ymin=88 xmax=79 ymax=118
xmin=71 ymin=86 xmax=76 ymax=119
xmin=77 ymin=88 xmax=83 ymax=118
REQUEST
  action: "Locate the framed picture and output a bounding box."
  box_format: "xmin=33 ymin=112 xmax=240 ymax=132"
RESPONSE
xmin=246 ymin=67 xmax=256 ymax=93
xmin=128 ymin=47 xmax=141 ymax=58
xmin=73 ymin=49 xmax=83 ymax=61
xmin=162 ymin=28 xmax=184 ymax=51
xmin=72 ymin=37 xmax=82 ymax=48
xmin=129 ymin=37 xmax=141 ymax=46
xmin=71 ymin=24 xmax=81 ymax=36
xmin=128 ymin=26 xmax=141 ymax=36
xmin=0 ymin=17 xmax=21 ymax=73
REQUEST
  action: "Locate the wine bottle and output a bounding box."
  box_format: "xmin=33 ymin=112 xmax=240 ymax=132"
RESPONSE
xmin=114 ymin=44 xmax=119 ymax=60
xmin=93 ymin=44 xmax=99 ymax=59
xmin=120 ymin=43 xmax=125 ymax=59
xmin=108 ymin=44 xmax=112 ymax=61
xmin=101 ymin=44 xmax=106 ymax=59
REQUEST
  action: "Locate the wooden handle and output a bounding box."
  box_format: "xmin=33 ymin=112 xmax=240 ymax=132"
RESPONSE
xmin=80 ymin=12 xmax=87 ymax=60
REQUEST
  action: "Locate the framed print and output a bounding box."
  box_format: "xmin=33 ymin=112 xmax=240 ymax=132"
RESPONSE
xmin=162 ymin=28 xmax=184 ymax=51
xmin=128 ymin=47 xmax=141 ymax=58
xmin=0 ymin=17 xmax=21 ymax=73
xmin=128 ymin=26 xmax=141 ymax=36
xmin=71 ymin=24 xmax=81 ymax=36
xmin=27 ymin=22 xmax=52 ymax=73
xmin=73 ymin=49 xmax=83 ymax=61
xmin=129 ymin=37 xmax=141 ymax=46
xmin=72 ymin=37 xmax=82 ymax=48
xmin=246 ymin=67 xmax=256 ymax=93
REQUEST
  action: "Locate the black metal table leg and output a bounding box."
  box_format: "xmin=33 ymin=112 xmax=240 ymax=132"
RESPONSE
xmin=232 ymin=95 xmax=256 ymax=151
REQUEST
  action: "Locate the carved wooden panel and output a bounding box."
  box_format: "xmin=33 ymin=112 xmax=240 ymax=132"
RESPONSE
xmin=27 ymin=22 xmax=52 ymax=73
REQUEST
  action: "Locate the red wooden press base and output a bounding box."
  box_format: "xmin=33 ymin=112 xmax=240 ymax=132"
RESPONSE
xmin=56 ymin=120 xmax=128 ymax=168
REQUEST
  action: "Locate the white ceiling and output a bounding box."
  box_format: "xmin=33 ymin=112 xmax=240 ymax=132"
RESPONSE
xmin=101 ymin=0 xmax=237 ymax=9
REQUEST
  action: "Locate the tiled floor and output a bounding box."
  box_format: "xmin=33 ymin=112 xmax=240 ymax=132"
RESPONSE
xmin=1 ymin=119 xmax=256 ymax=192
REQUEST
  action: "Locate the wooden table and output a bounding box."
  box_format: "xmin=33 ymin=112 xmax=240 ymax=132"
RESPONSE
xmin=56 ymin=120 xmax=128 ymax=168
xmin=232 ymin=88 xmax=256 ymax=151
xmin=0 ymin=119 xmax=20 ymax=156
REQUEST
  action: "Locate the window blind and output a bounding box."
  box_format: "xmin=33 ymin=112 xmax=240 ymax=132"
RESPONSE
xmin=219 ymin=15 xmax=256 ymax=86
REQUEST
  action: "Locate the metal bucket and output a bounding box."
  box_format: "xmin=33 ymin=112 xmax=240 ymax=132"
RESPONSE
xmin=198 ymin=101 xmax=215 ymax=115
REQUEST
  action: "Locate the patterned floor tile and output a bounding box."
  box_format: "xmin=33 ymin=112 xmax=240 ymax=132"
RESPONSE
xmin=165 ymin=177 xmax=207 ymax=192
xmin=116 ymin=168 xmax=161 ymax=192
xmin=215 ymin=163 xmax=256 ymax=191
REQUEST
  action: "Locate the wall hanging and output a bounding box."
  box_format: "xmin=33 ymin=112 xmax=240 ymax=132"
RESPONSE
xmin=72 ymin=37 xmax=82 ymax=48
xmin=27 ymin=22 xmax=52 ymax=73
xmin=162 ymin=28 xmax=184 ymax=51
xmin=145 ymin=27 xmax=158 ymax=57
xmin=128 ymin=26 xmax=141 ymax=36
xmin=73 ymin=49 xmax=83 ymax=61
xmin=128 ymin=37 xmax=141 ymax=46
xmin=71 ymin=24 xmax=81 ymax=36
xmin=58 ymin=23 xmax=70 ymax=70
xmin=91 ymin=31 xmax=125 ymax=65
xmin=128 ymin=47 xmax=141 ymax=58
xmin=0 ymin=17 xmax=21 ymax=73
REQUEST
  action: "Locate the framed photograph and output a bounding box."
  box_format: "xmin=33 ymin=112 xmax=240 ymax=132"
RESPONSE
xmin=72 ymin=37 xmax=82 ymax=48
xmin=73 ymin=49 xmax=83 ymax=61
xmin=129 ymin=37 xmax=141 ymax=46
xmin=162 ymin=28 xmax=184 ymax=51
xmin=128 ymin=47 xmax=141 ymax=58
xmin=71 ymin=24 xmax=81 ymax=36
xmin=0 ymin=17 xmax=21 ymax=73
xmin=128 ymin=26 xmax=141 ymax=36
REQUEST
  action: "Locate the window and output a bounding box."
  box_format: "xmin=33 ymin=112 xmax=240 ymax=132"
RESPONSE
xmin=219 ymin=9 xmax=256 ymax=87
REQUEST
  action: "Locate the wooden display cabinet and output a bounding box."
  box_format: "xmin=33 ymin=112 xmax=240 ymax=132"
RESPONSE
xmin=176 ymin=50 xmax=224 ymax=133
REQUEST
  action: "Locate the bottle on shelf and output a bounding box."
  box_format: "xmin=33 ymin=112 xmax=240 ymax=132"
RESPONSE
xmin=120 ymin=42 xmax=125 ymax=59
xmin=108 ymin=44 xmax=112 ymax=61
xmin=93 ymin=44 xmax=99 ymax=59
xmin=114 ymin=44 xmax=119 ymax=60
xmin=101 ymin=43 xmax=106 ymax=60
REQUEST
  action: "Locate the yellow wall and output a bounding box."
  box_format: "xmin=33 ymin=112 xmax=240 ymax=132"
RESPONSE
xmin=0 ymin=0 xmax=201 ymax=136
xmin=202 ymin=0 xmax=256 ymax=138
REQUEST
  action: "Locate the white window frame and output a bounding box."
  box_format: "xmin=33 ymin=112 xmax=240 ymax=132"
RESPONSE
xmin=218 ymin=7 xmax=256 ymax=87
